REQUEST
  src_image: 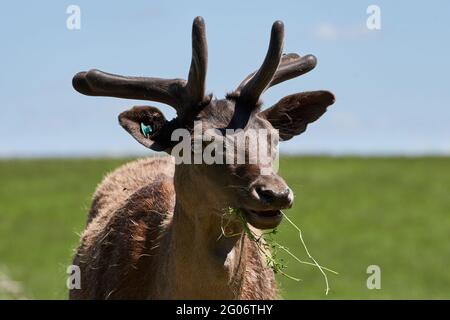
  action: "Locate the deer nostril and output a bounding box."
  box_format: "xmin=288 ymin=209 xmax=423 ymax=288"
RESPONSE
xmin=254 ymin=187 xmax=293 ymax=206
xmin=255 ymin=187 xmax=276 ymax=204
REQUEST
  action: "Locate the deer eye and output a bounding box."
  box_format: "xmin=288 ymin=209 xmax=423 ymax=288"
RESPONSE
xmin=140 ymin=123 xmax=153 ymax=138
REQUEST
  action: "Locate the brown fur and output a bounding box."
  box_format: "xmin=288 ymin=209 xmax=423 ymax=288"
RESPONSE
xmin=70 ymin=156 xmax=277 ymax=299
xmin=70 ymin=17 xmax=335 ymax=300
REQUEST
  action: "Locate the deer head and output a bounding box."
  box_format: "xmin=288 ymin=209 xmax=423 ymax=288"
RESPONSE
xmin=72 ymin=17 xmax=335 ymax=230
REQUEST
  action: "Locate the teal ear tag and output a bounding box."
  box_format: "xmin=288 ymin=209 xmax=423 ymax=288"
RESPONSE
xmin=140 ymin=123 xmax=152 ymax=138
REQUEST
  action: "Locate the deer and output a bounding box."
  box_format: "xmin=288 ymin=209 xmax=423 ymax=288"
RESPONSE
xmin=69 ymin=16 xmax=335 ymax=300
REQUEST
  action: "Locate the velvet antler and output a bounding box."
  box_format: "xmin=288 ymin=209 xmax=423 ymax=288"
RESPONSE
xmin=72 ymin=16 xmax=209 ymax=121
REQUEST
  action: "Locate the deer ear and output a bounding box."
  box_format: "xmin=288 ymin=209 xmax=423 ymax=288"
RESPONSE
xmin=260 ymin=91 xmax=335 ymax=141
xmin=118 ymin=106 xmax=170 ymax=152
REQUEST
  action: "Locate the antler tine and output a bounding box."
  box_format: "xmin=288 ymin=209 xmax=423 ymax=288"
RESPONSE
xmin=268 ymin=54 xmax=317 ymax=87
xmin=236 ymin=53 xmax=317 ymax=94
xmin=239 ymin=21 xmax=284 ymax=106
xmin=185 ymin=16 xmax=208 ymax=107
xmin=236 ymin=53 xmax=299 ymax=92
xmin=72 ymin=70 xmax=185 ymax=109
xmin=72 ymin=17 xmax=211 ymax=115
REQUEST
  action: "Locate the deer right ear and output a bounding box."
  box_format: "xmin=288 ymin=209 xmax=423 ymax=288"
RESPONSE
xmin=259 ymin=91 xmax=335 ymax=141
xmin=118 ymin=106 xmax=170 ymax=152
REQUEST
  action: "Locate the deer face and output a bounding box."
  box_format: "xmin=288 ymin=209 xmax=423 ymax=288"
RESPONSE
xmin=72 ymin=17 xmax=335 ymax=229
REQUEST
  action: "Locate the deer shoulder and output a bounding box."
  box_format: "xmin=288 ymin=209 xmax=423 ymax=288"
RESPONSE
xmin=71 ymin=157 xmax=175 ymax=299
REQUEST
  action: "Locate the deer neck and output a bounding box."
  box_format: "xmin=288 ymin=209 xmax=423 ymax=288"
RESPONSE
xmin=157 ymin=169 xmax=246 ymax=299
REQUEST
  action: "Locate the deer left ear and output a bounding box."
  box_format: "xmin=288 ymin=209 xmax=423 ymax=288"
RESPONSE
xmin=118 ymin=106 xmax=171 ymax=152
xmin=259 ymin=90 xmax=335 ymax=141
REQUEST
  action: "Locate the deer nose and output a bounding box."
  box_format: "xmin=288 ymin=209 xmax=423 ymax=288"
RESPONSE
xmin=254 ymin=186 xmax=293 ymax=208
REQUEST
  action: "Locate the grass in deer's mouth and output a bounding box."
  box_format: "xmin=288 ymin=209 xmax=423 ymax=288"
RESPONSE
xmin=221 ymin=207 xmax=338 ymax=295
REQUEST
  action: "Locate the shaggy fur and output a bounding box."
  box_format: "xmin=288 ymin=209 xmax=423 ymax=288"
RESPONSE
xmin=70 ymin=156 xmax=277 ymax=299
xmin=69 ymin=17 xmax=335 ymax=300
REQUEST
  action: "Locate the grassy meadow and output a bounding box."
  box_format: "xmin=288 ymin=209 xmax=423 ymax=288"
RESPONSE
xmin=0 ymin=156 xmax=449 ymax=299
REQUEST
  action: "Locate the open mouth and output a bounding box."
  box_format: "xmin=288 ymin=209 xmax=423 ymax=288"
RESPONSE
xmin=241 ymin=209 xmax=283 ymax=230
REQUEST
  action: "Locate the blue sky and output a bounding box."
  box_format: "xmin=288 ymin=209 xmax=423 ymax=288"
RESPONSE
xmin=0 ymin=0 xmax=449 ymax=157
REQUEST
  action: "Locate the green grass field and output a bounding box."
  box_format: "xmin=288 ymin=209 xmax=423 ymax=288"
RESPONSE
xmin=1 ymin=157 xmax=449 ymax=299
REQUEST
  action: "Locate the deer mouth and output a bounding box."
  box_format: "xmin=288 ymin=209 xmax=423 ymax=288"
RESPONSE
xmin=242 ymin=209 xmax=283 ymax=230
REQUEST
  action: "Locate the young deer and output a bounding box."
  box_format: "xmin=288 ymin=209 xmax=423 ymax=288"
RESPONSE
xmin=70 ymin=17 xmax=335 ymax=299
